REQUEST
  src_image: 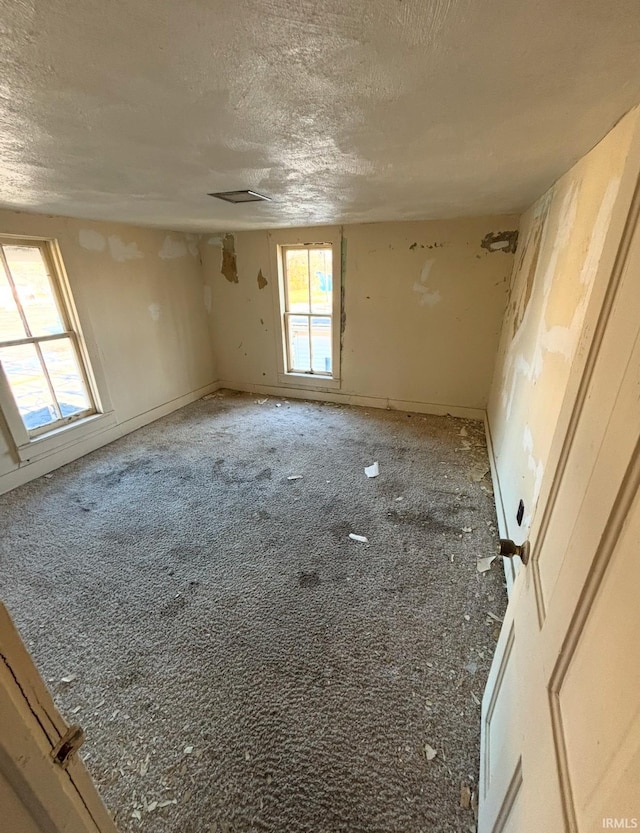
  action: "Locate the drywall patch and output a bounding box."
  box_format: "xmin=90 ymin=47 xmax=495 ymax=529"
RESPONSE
xmin=159 ymin=235 xmax=188 ymax=260
xmin=221 ymin=234 xmax=238 ymax=283
xmin=185 ymin=234 xmax=199 ymax=257
xmin=79 ymin=229 xmax=106 ymax=252
xmin=481 ymin=230 xmax=519 ymax=254
xmin=257 ymin=269 xmax=268 ymax=289
xmin=412 ymin=260 xmax=441 ymax=307
xmin=148 ymin=302 xmax=161 ymax=322
xmin=203 ymin=285 xmax=212 ymax=313
xmin=108 ymin=235 xmax=144 ymax=262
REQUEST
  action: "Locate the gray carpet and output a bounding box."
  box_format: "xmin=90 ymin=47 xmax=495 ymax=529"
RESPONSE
xmin=0 ymin=391 xmax=506 ymax=833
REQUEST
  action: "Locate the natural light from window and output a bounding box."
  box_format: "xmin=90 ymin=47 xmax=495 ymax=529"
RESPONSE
xmin=0 ymin=240 xmax=94 ymax=436
xmin=282 ymin=245 xmax=333 ymax=375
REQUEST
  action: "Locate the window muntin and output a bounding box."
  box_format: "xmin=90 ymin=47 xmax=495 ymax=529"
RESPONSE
xmin=282 ymin=245 xmax=333 ymax=375
xmin=0 ymin=239 xmax=95 ymax=436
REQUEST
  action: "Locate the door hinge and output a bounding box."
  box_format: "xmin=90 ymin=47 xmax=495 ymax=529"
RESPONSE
xmin=52 ymin=724 xmax=85 ymax=769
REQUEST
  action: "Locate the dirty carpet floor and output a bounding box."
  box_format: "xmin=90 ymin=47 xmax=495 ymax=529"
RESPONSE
xmin=0 ymin=391 xmax=506 ymax=833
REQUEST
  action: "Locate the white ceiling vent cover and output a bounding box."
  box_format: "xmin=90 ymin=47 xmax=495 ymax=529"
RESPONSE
xmin=208 ymin=190 xmax=271 ymax=204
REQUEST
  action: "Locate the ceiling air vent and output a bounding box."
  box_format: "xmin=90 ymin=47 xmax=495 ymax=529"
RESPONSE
xmin=208 ymin=190 xmax=271 ymax=204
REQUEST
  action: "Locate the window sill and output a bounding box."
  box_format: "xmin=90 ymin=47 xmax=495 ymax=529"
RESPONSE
xmin=277 ymin=372 xmax=341 ymax=391
xmin=16 ymin=412 xmax=117 ymax=464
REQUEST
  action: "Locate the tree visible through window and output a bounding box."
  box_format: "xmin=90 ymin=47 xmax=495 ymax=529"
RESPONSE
xmin=0 ymin=239 xmax=95 ymax=436
xmin=282 ymin=245 xmax=333 ymax=375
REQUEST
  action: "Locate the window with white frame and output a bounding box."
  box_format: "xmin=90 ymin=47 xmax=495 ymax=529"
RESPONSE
xmin=0 ymin=237 xmax=96 ymax=438
xmin=281 ymin=245 xmax=334 ymax=376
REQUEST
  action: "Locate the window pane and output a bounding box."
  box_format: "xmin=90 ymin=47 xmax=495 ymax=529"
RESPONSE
xmin=0 ymin=259 xmax=27 ymax=341
xmin=0 ymin=343 xmax=58 ymax=430
xmin=309 ymin=248 xmax=332 ymax=314
xmin=2 ymin=245 xmax=65 ymax=337
xmin=285 ymin=249 xmax=310 ymax=313
xmin=311 ymin=316 xmax=332 ymax=373
xmin=40 ymin=337 xmax=91 ymax=417
xmin=287 ymin=315 xmax=310 ymax=372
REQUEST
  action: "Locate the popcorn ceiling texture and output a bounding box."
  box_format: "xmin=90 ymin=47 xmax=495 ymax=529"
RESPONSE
xmin=1 ymin=0 xmax=640 ymax=230
xmin=1 ymin=392 xmax=506 ymax=832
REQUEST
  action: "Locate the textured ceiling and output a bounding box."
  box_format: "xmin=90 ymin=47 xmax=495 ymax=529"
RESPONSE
xmin=1 ymin=0 xmax=640 ymax=231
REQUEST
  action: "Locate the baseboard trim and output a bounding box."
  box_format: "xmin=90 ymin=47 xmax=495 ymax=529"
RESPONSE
xmin=0 ymin=381 xmax=221 ymax=495
xmin=217 ymin=380 xmax=485 ymax=421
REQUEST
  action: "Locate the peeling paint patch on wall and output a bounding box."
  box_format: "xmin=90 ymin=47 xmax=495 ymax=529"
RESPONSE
xmin=257 ymin=269 xmax=268 ymax=289
xmin=221 ymin=234 xmax=238 ymax=283
xmin=159 ymin=235 xmax=188 ymax=260
xmin=481 ymin=230 xmax=519 ymax=254
xmin=79 ymin=229 xmax=106 ymax=251
xmin=412 ymin=260 xmax=441 ymax=306
xmin=108 ymin=235 xmax=144 ymax=262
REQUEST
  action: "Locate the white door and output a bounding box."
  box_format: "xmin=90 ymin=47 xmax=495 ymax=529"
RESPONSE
xmin=0 ymin=601 xmax=118 ymax=833
xmin=479 ymin=202 xmax=640 ymax=832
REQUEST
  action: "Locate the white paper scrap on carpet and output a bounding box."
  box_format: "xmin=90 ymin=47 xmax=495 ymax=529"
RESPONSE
xmin=364 ymin=461 xmax=379 ymax=478
xmin=349 ymin=533 xmax=369 ymax=543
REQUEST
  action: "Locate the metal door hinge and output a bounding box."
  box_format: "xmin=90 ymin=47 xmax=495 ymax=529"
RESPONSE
xmin=52 ymin=724 xmax=85 ymax=769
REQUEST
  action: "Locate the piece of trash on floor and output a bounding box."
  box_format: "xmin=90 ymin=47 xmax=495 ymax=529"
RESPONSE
xmin=364 ymin=461 xmax=379 ymax=478
xmin=146 ymin=801 xmax=158 ymax=813
xmin=140 ymin=754 xmax=150 ymax=776
xmin=202 ymin=394 xmax=215 ymax=401
xmin=275 ymin=403 xmax=282 ymax=408
xmin=349 ymin=533 xmax=369 ymax=544
xmin=158 ymin=799 xmax=177 ymax=808
xmin=184 ymin=746 xmax=193 ymax=755
xmin=469 ymin=465 xmax=490 ymax=483
xmin=460 ymin=784 xmax=472 ymax=809
xmin=255 ymin=398 xmax=267 ymax=404
xmin=462 ymin=526 xmax=472 ymax=533
xmin=464 ymin=614 xmax=470 ymax=621
xmin=459 ymin=427 xmax=468 ymax=437
xmin=60 ymin=674 xmax=76 ymax=684
xmin=464 ymin=661 xmax=478 ymax=675
xmin=71 ymin=705 xmax=81 ymax=714
xmin=486 ymin=611 xmax=503 ymax=623
xmin=131 ymin=809 xmax=142 ymax=821
xmin=44 ymin=473 xmax=53 ymax=479
xmin=471 ymin=691 xmax=481 ymax=706
xmin=476 ymin=556 xmax=494 ymax=573
xmin=287 ymin=475 xmax=303 ymax=480
xmin=424 ymin=743 xmax=437 ymax=761
xmin=395 ymin=496 xmax=404 ymax=502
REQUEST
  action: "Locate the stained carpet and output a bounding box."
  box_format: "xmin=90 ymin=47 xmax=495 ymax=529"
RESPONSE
xmin=0 ymin=391 xmax=507 ymax=833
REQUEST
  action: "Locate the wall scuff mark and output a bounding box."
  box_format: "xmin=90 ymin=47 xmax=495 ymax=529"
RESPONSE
xmin=221 ymin=234 xmax=238 ymax=283
xmin=257 ymin=269 xmax=268 ymax=289
xmin=481 ymin=230 xmax=519 ymax=254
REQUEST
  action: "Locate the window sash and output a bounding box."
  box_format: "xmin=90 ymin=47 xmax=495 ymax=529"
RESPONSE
xmin=282 ymin=245 xmax=333 ymax=376
xmin=0 ymin=239 xmax=96 ymax=437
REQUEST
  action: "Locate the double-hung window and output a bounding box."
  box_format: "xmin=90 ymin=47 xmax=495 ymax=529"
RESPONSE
xmin=0 ymin=237 xmax=96 ymax=439
xmin=281 ymin=245 xmax=334 ymax=376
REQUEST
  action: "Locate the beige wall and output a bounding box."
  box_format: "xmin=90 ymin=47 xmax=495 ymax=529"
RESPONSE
xmin=487 ymin=106 xmax=640 ymax=539
xmin=202 ymin=216 xmax=518 ymax=417
xmin=0 ymin=210 xmax=216 ymax=492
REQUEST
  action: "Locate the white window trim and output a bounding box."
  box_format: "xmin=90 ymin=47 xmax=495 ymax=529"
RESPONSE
xmin=268 ymin=226 xmax=343 ymax=391
xmin=0 ymin=234 xmax=114 ymax=463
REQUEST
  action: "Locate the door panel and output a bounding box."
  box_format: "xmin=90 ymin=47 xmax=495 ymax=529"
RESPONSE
xmin=0 ymin=602 xmax=118 ymax=833
xmin=480 ymin=196 xmax=640 ymax=832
